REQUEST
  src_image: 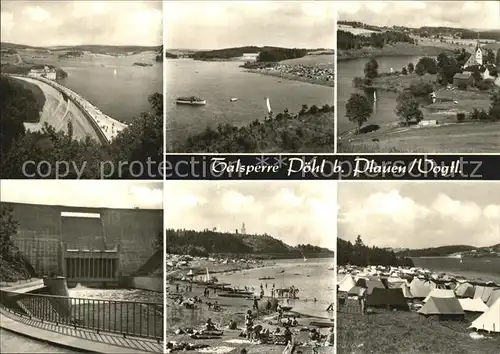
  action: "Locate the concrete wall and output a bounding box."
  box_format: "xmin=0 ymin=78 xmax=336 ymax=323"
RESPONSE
xmin=2 ymin=202 xmax=162 ymax=277
xmin=127 ymin=276 xmax=163 ymax=293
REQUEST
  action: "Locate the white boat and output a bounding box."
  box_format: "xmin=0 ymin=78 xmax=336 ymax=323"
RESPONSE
xmin=229 ymin=98 xmax=238 ymax=102
xmin=176 ymin=96 xmax=206 ymax=105
xmin=113 ymin=69 xmax=117 ymax=75
xmin=303 ymin=256 xmax=307 ymax=262
xmin=373 ymin=90 xmax=377 ymax=102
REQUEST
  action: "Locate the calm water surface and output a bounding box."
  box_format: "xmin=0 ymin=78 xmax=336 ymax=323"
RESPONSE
xmin=218 ymin=258 xmax=335 ymax=318
xmin=68 ymin=284 xmax=163 ymax=302
xmin=166 ymin=59 xmax=334 ymax=146
xmin=41 ymin=53 xmax=162 ymax=123
xmin=337 ymin=56 xmax=425 ymax=134
xmin=411 ymin=256 xmax=500 ymax=283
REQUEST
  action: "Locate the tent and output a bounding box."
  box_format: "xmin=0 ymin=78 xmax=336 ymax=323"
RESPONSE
xmin=347 ymin=286 xmax=366 ymax=297
xmin=458 ymin=298 xmax=489 ymax=313
xmin=355 ymin=277 xmax=387 ymax=295
xmin=486 ymin=289 xmax=500 ymax=307
xmin=366 ymin=288 xmax=409 ymax=310
xmin=455 ymin=282 xmax=475 ymax=298
xmin=400 ymin=283 xmax=413 ymax=299
xmin=338 ymin=274 xmax=356 ymax=293
xmin=470 ymin=298 xmax=500 ymax=333
xmin=409 ymin=278 xmax=433 ymax=299
xmin=481 ymin=287 xmax=500 ymax=303
xmin=473 ymin=285 xmax=486 ymax=300
xmin=423 ymin=289 xmax=456 ymax=303
xmin=418 ymin=296 xmax=465 ymax=318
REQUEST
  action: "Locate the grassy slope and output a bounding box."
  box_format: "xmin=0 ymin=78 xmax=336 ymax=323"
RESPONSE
xmin=338 ymin=42 xmax=455 ymax=61
xmin=338 ymin=310 xmax=500 ymax=354
xmin=339 ymin=122 xmax=500 ymax=153
xmin=8 ymin=76 xmax=46 ymax=115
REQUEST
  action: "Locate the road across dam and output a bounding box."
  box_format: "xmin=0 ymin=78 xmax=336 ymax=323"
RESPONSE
xmin=8 ymin=74 xmax=127 ymax=144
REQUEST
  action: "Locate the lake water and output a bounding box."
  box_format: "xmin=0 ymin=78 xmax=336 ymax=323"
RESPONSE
xmin=337 ymin=56 xmax=424 ymax=134
xmin=218 ymin=258 xmax=335 ymax=319
xmin=68 ymin=283 xmax=163 ymax=302
xmin=411 ymin=256 xmax=500 ymax=283
xmin=166 ymin=59 xmax=334 ymax=146
xmin=40 ymin=53 xmax=162 ymax=123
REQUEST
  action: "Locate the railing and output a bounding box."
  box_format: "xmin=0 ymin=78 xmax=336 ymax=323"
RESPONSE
xmin=0 ymin=290 xmax=163 ymax=342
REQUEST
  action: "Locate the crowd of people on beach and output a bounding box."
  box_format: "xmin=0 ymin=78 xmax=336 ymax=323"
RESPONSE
xmin=260 ymin=63 xmax=335 ymax=83
xmin=32 ymin=76 xmax=125 ymax=141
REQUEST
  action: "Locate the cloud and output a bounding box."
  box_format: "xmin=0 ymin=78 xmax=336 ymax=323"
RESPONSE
xmin=165 ymin=1 xmax=335 ymax=49
xmin=0 ymin=181 xmax=162 ymax=209
xmin=338 ymin=183 xmax=499 ymax=248
xmin=164 ymin=181 xmax=336 ymax=250
xmin=1 ymin=1 xmax=161 ymax=46
xmin=338 ymin=1 xmax=499 ymax=30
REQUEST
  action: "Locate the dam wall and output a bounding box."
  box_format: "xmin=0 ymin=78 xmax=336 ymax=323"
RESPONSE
xmin=2 ymin=202 xmax=162 ymax=277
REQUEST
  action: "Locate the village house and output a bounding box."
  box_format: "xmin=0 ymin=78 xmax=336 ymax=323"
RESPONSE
xmin=453 ymin=72 xmax=475 ymax=89
xmin=28 ymin=65 xmax=57 ymax=80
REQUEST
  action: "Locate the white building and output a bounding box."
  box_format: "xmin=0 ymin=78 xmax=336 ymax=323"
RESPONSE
xmin=28 ymin=66 xmax=57 ymax=80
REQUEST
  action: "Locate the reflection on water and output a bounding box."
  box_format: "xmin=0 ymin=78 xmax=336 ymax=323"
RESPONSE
xmin=68 ymin=284 xmax=162 ymax=303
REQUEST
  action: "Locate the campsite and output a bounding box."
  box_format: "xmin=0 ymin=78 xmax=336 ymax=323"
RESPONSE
xmin=337 ymin=265 xmax=500 ymax=353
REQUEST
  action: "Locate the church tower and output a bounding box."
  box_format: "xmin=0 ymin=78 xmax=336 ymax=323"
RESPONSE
xmin=475 ymin=33 xmax=483 ymax=66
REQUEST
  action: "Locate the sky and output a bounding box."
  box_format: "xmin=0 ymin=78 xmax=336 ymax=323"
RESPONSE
xmin=164 ymin=181 xmax=336 ymax=250
xmin=338 ymin=182 xmax=500 ymax=249
xmin=165 ymin=1 xmax=335 ymax=50
xmin=0 ymin=1 xmax=162 ymax=47
xmin=338 ymin=1 xmax=500 ymax=30
xmin=0 ymin=181 xmax=163 ymax=209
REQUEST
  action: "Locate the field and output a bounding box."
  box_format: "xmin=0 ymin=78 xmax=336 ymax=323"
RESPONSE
xmin=339 ymin=121 xmax=500 ymax=153
xmin=338 ymin=42 xmax=455 ymax=61
xmin=282 ymin=54 xmax=334 ymax=68
xmin=337 ymin=309 xmax=500 ymax=354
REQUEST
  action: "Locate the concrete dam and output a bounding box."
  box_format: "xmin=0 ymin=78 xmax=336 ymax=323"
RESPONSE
xmin=3 ymin=202 xmax=163 ymax=287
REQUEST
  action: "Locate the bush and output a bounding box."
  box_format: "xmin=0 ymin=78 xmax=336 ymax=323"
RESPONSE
xmin=456 ymin=112 xmax=465 ymax=122
xmin=409 ymin=82 xmax=434 ymax=97
xmin=476 ymin=79 xmax=495 ymax=91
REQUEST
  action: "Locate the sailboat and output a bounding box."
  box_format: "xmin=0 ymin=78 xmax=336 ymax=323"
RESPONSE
xmin=303 ymin=256 xmax=307 ymax=262
xmin=204 ymin=268 xmax=210 ymax=283
xmin=113 ymin=69 xmax=117 ymax=76
xmin=265 ymin=97 xmax=272 ymax=114
xmin=373 ymin=90 xmax=377 ymax=102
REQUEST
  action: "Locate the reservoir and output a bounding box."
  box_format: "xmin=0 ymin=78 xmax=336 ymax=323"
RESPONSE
xmin=166 ymin=59 xmax=334 ymax=147
xmin=337 ymin=56 xmax=424 ymax=134
xmin=38 ymin=52 xmax=162 ymax=123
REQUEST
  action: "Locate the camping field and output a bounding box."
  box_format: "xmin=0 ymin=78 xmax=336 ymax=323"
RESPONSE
xmin=337 ymin=309 xmax=500 ymax=354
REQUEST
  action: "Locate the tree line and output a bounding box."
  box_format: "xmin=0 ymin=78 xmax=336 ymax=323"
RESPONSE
xmin=338 ymin=235 xmax=414 ymax=267
xmin=169 ymin=104 xmax=335 ymax=153
xmin=0 ymin=75 xmax=163 ymax=179
xmin=166 ymin=228 xmax=334 ymax=258
xmin=0 ymin=206 xmax=36 ymax=281
xmin=337 ymin=30 xmax=416 ymax=51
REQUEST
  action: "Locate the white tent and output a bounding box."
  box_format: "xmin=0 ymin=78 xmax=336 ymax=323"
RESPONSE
xmin=470 ymin=298 xmax=500 ymax=333
xmin=338 ymin=274 xmax=356 ymax=292
xmin=458 ymin=298 xmax=489 ymax=313
xmin=423 ymin=289 xmax=456 ymax=303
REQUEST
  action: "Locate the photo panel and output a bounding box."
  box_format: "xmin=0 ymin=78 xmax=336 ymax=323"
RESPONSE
xmin=336 ymin=1 xmax=500 ymax=153
xmin=165 ymin=1 xmax=336 ymax=153
xmin=336 ymin=181 xmax=500 ymax=353
xmin=165 ymin=181 xmax=336 ymax=353
xmin=0 ymin=1 xmax=163 ymax=179
xmin=0 ymin=180 xmax=164 ymax=352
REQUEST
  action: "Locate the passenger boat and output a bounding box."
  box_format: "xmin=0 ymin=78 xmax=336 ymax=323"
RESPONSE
xmin=229 ymin=98 xmax=238 ymax=102
xmin=176 ymin=96 xmax=206 ymax=105
xmin=258 ymin=277 xmax=275 ymax=280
